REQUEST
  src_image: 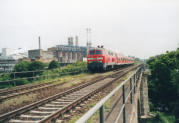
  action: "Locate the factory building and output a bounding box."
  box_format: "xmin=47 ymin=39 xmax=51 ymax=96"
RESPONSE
xmin=28 ymin=49 xmax=55 ymax=63
xmin=54 ymin=36 xmax=87 ymax=63
xmin=28 ymin=35 xmax=90 ymax=63
xmin=28 ymin=37 xmax=55 ymax=63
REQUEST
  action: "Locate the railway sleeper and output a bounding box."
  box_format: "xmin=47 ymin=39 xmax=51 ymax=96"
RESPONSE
xmin=56 ymin=99 xmax=75 ymax=102
xmin=30 ymin=110 xmax=53 ymax=116
xmin=18 ymin=114 xmax=45 ymax=120
xmin=9 ymin=119 xmax=40 ymax=123
xmin=61 ymin=97 xmax=79 ymax=100
xmin=51 ymin=101 xmax=70 ymax=105
xmin=45 ymin=104 xmax=64 ymax=107
xmin=38 ymin=107 xmax=60 ymax=111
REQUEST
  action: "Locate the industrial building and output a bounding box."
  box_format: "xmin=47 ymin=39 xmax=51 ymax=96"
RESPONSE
xmin=28 ymin=37 xmax=55 ymax=63
xmin=28 ymin=49 xmax=55 ymax=63
xmin=28 ymin=32 xmax=92 ymax=64
xmin=54 ymin=36 xmax=88 ymax=63
xmin=0 ymin=48 xmax=25 ymax=72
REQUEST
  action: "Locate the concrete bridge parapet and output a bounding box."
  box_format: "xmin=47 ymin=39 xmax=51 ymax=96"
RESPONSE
xmin=128 ymin=69 xmax=150 ymax=123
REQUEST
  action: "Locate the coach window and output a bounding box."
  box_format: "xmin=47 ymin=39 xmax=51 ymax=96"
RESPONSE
xmin=96 ymin=50 xmax=102 ymax=55
xmin=89 ymin=50 xmax=95 ymax=55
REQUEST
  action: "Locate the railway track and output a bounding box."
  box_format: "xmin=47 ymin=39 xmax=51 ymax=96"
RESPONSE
xmin=0 ymin=79 xmax=66 ymax=102
xmin=0 ymin=64 xmax=140 ymax=123
xmin=0 ymin=66 xmax=130 ymax=102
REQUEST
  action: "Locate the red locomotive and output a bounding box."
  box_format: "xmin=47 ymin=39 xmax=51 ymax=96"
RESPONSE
xmin=87 ymin=46 xmax=134 ymax=71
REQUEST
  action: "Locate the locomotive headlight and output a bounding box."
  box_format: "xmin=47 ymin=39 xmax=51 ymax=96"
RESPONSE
xmin=97 ymin=57 xmax=103 ymax=60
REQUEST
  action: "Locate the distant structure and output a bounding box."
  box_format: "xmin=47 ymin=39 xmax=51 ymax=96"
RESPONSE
xmin=28 ymin=35 xmax=89 ymax=63
xmin=75 ymin=36 xmax=79 ymax=46
xmin=86 ymin=28 xmax=92 ymax=48
xmin=0 ymin=48 xmax=27 ymax=72
xmin=28 ymin=37 xmax=55 ymax=63
xmin=0 ymin=59 xmax=18 ymax=72
xmin=54 ymin=36 xmax=87 ymax=63
xmin=39 ymin=36 xmax=41 ymax=49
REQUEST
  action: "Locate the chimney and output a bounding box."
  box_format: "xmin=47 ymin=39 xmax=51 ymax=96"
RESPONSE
xmin=68 ymin=37 xmax=71 ymax=46
xmin=71 ymin=37 xmax=74 ymax=46
xmin=75 ymin=36 xmax=78 ymax=46
xmin=39 ymin=36 xmax=41 ymax=49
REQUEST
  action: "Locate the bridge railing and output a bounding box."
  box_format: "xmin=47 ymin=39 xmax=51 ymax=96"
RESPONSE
xmin=76 ymin=66 xmax=143 ymax=123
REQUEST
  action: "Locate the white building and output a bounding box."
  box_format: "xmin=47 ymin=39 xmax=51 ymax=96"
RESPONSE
xmin=1 ymin=48 xmax=12 ymax=57
xmin=0 ymin=48 xmax=28 ymax=72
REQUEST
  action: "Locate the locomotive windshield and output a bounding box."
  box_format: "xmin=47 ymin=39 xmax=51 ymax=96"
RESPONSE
xmin=89 ymin=50 xmax=102 ymax=55
xmin=96 ymin=50 xmax=102 ymax=55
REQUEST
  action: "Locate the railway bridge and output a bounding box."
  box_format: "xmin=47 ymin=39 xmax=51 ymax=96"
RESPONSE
xmin=76 ymin=66 xmax=150 ymax=123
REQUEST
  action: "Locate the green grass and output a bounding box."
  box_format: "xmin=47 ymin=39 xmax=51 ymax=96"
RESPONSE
xmin=0 ymin=94 xmax=37 ymax=114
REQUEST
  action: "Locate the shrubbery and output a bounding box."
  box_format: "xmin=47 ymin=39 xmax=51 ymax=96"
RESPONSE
xmin=0 ymin=61 xmax=87 ymax=89
xmin=147 ymin=48 xmax=179 ymax=122
xmin=12 ymin=61 xmax=45 ymax=78
xmin=48 ymin=60 xmax=59 ymax=69
xmin=46 ymin=62 xmax=87 ymax=76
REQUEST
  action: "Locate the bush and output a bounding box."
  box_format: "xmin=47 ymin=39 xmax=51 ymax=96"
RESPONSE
xmin=147 ymin=48 xmax=179 ymax=121
xmin=59 ymin=62 xmax=87 ymax=74
xmin=28 ymin=61 xmax=45 ymax=71
xmin=13 ymin=61 xmax=31 ymax=78
xmin=48 ymin=60 xmax=59 ymax=69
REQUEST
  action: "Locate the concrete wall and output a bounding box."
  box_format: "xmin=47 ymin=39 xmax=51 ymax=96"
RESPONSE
xmin=128 ymin=70 xmax=150 ymax=123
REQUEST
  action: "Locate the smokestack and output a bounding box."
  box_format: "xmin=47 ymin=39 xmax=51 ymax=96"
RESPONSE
xmin=68 ymin=37 xmax=71 ymax=46
xmin=75 ymin=36 xmax=78 ymax=46
xmin=71 ymin=37 xmax=74 ymax=46
xmin=39 ymin=36 xmax=41 ymax=49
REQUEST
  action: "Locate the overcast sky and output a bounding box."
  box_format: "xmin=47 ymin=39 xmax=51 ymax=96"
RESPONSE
xmin=0 ymin=0 xmax=178 ymax=59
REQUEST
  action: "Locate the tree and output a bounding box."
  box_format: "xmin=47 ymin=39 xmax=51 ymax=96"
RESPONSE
xmin=48 ymin=60 xmax=59 ymax=69
xmin=28 ymin=61 xmax=45 ymax=71
xmin=13 ymin=61 xmax=30 ymax=72
xmin=28 ymin=61 xmax=45 ymax=76
xmin=147 ymin=48 xmax=179 ymax=121
xmin=13 ymin=61 xmax=30 ymax=78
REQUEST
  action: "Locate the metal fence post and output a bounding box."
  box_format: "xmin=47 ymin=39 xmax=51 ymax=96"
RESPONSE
xmin=130 ymin=78 xmax=133 ymax=104
xmin=134 ymin=74 xmax=136 ymax=84
xmin=47 ymin=70 xmax=48 ymax=79
xmin=13 ymin=72 xmax=16 ymax=86
xmin=136 ymin=73 xmax=138 ymax=87
xmin=100 ymin=105 xmax=105 ymax=123
xmin=123 ymin=85 xmax=126 ymax=123
xmin=33 ymin=71 xmax=35 ymax=80
xmin=134 ymin=75 xmax=136 ymax=93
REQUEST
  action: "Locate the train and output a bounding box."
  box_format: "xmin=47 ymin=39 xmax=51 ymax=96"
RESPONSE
xmin=87 ymin=46 xmax=134 ymax=72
